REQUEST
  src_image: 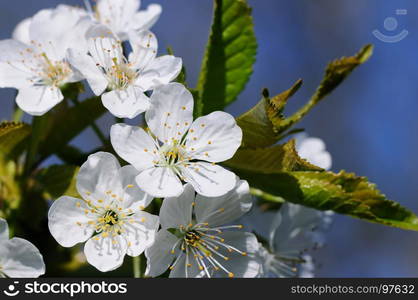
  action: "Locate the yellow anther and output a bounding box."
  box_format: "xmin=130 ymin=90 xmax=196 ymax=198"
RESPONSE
xmin=76 ymin=222 xmax=82 ymax=226
xmin=98 ymin=199 xmax=103 ymax=203
xmin=181 ymin=106 xmax=186 ymax=110
xmin=76 ymin=202 xmax=81 ymax=207
xmin=139 ymin=205 xmax=145 ymax=210
xmin=127 ymin=184 xmax=134 ymax=188
xmin=228 ymin=272 xmax=234 ymax=278
xmin=140 ymin=218 xmax=146 ymax=223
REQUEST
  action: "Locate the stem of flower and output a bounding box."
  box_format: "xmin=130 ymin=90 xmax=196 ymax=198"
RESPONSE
xmin=249 ymin=187 xmax=285 ymax=203
xmin=133 ymin=255 xmax=141 ymax=278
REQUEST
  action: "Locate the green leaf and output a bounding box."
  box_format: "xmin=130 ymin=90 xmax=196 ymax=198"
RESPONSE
xmin=235 ymin=169 xmax=418 ymax=232
xmin=0 ymin=121 xmax=31 ymax=158
xmin=38 ymin=95 xmax=105 ymax=161
xmin=224 ymin=139 xmax=321 ymax=173
xmin=236 ymin=80 xmax=302 ymax=148
xmin=276 ymin=44 xmax=373 ymax=133
xmin=36 ymin=165 xmax=79 ymax=199
xmin=196 ymin=0 xmax=257 ymax=116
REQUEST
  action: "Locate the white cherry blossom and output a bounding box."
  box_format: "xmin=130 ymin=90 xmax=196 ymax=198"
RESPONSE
xmin=242 ymin=203 xmax=333 ymax=277
xmin=0 ymin=218 xmax=45 ymax=278
xmin=110 ymin=83 xmax=242 ymax=197
xmin=85 ymin=0 xmax=162 ymax=41
xmin=48 ymin=152 xmax=159 ymax=272
xmin=68 ymin=25 xmax=182 ymax=118
xmin=145 ymin=181 xmax=260 ymax=278
xmin=296 ymin=134 xmax=332 ymax=170
xmin=0 ymin=5 xmax=91 ymax=115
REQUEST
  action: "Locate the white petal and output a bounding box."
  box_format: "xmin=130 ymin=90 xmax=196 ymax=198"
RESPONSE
xmin=138 ymin=55 xmax=182 ymax=91
xmin=67 ymin=48 xmax=108 ymax=95
xmin=186 ymin=111 xmax=242 ymax=162
xmin=84 ymin=235 xmax=128 ymax=272
xmin=85 ymin=24 xmax=117 ymax=40
xmin=181 ymin=162 xmax=236 ymax=197
xmin=297 ymin=137 xmax=332 ymax=170
xmin=0 ymin=40 xmax=36 ymax=89
xmin=118 ymin=165 xmax=153 ymax=210
xmin=195 ymin=179 xmax=252 ymax=227
xmin=132 ymin=4 xmax=162 ymax=31
xmin=215 ymin=232 xmax=260 ymax=278
xmin=168 ymin=252 xmax=204 ymax=278
xmin=16 ymin=86 xmax=63 ymax=116
xmin=110 ymin=123 xmax=158 ymax=171
xmin=136 ymin=167 xmax=183 ymax=198
xmin=0 ymin=218 xmax=9 ymax=241
xmin=125 ymin=211 xmax=159 ymax=257
xmin=0 ymin=238 xmax=45 ymax=278
xmin=101 ymin=86 xmax=150 ymax=119
xmin=145 ymin=230 xmax=179 ymax=277
xmin=48 ymin=196 xmax=95 ymax=247
xmin=12 ymin=17 xmax=32 ymax=44
xmin=128 ymin=30 xmax=158 ymax=71
xmin=29 ymin=5 xmax=88 ymax=60
xmin=96 ymin=0 xmax=140 ymax=40
xmin=87 ymin=36 xmax=123 ymax=70
xmin=159 ymin=183 xmax=195 ymax=229
xmin=76 ymin=152 xmax=122 ymax=200
xmin=145 ymin=83 xmax=193 ymax=143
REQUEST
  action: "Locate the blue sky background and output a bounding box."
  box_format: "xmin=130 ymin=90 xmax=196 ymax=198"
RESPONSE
xmin=1 ymin=0 xmax=418 ymax=277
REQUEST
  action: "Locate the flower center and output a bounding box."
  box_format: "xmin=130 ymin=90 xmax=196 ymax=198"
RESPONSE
xmin=39 ymin=53 xmax=72 ymax=87
xmin=107 ymin=58 xmax=137 ymax=90
xmin=169 ymin=220 xmax=247 ymax=278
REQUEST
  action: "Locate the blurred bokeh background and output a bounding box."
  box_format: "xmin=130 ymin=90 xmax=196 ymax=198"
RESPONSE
xmin=1 ymin=0 xmax=418 ymax=277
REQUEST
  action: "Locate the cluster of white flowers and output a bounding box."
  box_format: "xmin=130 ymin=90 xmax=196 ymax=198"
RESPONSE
xmin=0 ymin=0 xmax=333 ymax=278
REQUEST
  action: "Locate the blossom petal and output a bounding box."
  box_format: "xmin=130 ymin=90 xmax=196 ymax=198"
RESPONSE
xmin=195 ymin=179 xmax=252 ymax=227
xmin=76 ymin=152 xmax=122 ymax=201
xmin=119 ymin=165 xmax=153 ymax=210
xmin=160 ymin=183 xmax=195 ymax=229
xmin=145 ymin=83 xmax=193 ymax=143
xmin=84 ymin=235 xmax=128 ymax=272
xmin=125 ymin=211 xmax=159 ymax=257
xmin=186 ymin=111 xmax=242 ymax=162
xmin=135 ymin=167 xmax=183 ymax=198
xmin=67 ymin=48 xmax=108 ymax=95
xmin=29 ymin=5 xmax=88 ymax=60
xmin=16 ymin=86 xmax=63 ymax=116
xmin=48 ymin=196 xmax=95 ymax=247
xmin=132 ymin=4 xmax=162 ymax=31
xmin=215 ymin=231 xmax=260 ymax=278
xmin=0 ymin=218 xmax=9 ymax=241
xmin=168 ymin=252 xmax=204 ymax=278
xmin=96 ymin=0 xmax=140 ymax=40
xmin=145 ymin=230 xmax=179 ymax=277
xmin=297 ymin=137 xmax=332 ymax=170
xmin=128 ymin=30 xmax=158 ymax=71
xmin=0 ymin=238 xmax=45 ymax=278
xmin=87 ymin=35 xmax=123 ymax=71
xmin=138 ymin=55 xmax=182 ymax=91
xmin=101 ymin=86 xmax=150 ymax=119
xmin=181 ymin=162 xmax=236 ymax=197
xmin=0 ymin=40 xmax=37 ymax=89
xmin=110 ymin=123 xmax=158 ymax=171
xmin=12 ymin=17 xmax=32 ymax=44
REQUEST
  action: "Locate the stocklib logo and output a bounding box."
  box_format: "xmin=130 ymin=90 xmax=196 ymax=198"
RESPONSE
xmin=3 ymin=281 xmax=20 ymax=297
xmin=372 ymin=9 xmax=408 ymax=43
